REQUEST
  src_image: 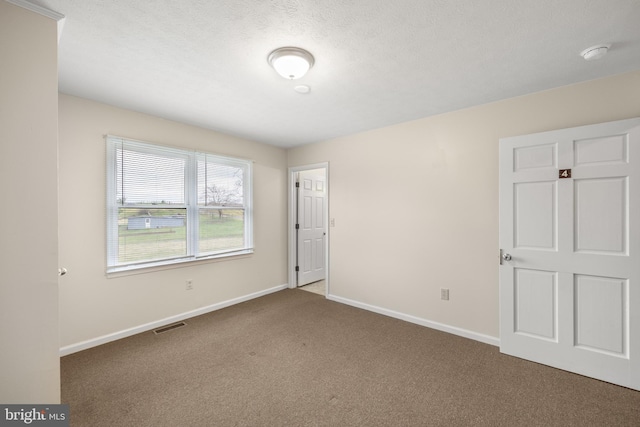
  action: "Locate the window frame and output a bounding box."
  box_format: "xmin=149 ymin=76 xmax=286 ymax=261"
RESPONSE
xmin=106 ymin=135 xmax=253 ymax=274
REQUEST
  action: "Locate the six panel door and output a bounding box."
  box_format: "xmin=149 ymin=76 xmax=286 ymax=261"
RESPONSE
xmin=499 ymin=118 xmax=640 ymax=390
xmin=297 ymin=169 xmax=327 ymax=286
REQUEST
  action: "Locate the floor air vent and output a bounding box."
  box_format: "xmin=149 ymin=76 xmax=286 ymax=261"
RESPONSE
xmin=153 ymin=322 xmax=186 ymax=335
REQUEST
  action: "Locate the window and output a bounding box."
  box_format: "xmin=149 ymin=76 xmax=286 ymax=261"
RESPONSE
xmin=106 ymin=136 xmax=253 ymax=273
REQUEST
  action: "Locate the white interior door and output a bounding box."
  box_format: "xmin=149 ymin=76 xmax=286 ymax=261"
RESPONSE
xmin=0 ymin=1 xmax=61 ymax=403
xmin=499 ymin=117 xmax=640 ymax=390
xmin=297 ymin=169 xmax=326 ymax=286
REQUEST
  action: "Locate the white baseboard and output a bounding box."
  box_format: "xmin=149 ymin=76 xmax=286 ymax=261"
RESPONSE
xmin=327 ymin=294 xmax=500 ymax=347
xmin=59 ymin=284 xmax=288 ymax=356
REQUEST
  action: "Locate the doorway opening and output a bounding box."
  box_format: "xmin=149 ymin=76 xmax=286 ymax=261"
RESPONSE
xmin=288 ymin=163 xmax=329 ymax=296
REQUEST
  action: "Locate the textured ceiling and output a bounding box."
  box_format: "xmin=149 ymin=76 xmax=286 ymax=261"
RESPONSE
xmin=28 ymin=0 xmax=640 ymax=147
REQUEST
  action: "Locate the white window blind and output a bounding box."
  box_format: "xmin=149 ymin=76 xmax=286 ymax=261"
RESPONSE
xmin=106 ymin=136 xmax=253 ymax=273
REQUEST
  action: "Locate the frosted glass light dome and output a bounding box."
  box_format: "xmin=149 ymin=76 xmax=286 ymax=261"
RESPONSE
xmin=268 ymin=47 xmax=314 ymax=80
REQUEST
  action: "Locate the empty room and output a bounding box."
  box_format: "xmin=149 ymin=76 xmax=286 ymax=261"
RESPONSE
xmin=2 ymin=0 xmax=640 ymax=425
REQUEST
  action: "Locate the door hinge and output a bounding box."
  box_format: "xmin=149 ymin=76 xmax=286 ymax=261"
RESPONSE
xmin=295 ymin=224 xmax=299 ymax=229
xmin=295 ymin=266 xmax=299 ymax=272
xmin=295 ymin=182 xmax=300 ymax=188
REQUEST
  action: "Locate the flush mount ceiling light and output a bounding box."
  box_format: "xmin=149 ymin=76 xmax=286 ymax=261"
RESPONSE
xmin=268 ymin=47 xmax=314 ymax=80
xmin=580 ymin=44 xmax=611 ymax=61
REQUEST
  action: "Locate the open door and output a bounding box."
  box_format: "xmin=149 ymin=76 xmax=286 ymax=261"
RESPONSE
xmin=296 ymin=168 xmax=327 ymax=286
xmin=499 ymin=117 xmax=640 ymax=390
xmin=1 ymin=1 xmax=61 ymax=403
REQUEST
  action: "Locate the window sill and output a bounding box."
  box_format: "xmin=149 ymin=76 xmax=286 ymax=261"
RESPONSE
xmin=106 ymin=249 xmax=254 ymax=278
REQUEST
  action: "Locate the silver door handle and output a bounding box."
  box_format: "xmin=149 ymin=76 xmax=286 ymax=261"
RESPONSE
xmin=500 ymin=250 xmax=512 ymax=265
xmin=58 ymin=267 xmax=68 ymax=276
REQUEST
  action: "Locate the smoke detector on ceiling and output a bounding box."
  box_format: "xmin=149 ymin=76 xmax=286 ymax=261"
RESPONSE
xmin=580 ymin=44 xmax=611 ymax=61
xmin=294 ymin=85 xmax=311 ymax=94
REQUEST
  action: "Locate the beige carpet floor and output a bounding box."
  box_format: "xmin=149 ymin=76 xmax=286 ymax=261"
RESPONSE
xmin=61 ymin=289 xmax=640 ymax=426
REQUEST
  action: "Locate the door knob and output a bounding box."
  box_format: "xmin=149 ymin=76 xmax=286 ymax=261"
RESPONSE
xmin=499 ymin=250 xmax=512 ymax=265
xmin=58 ymin=267 xmax=68 ymax=276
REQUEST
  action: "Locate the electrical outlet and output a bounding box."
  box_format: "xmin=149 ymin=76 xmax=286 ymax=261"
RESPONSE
xmin=440 ymin=288 xmax=449 ymax=301
xmin=185 ymin=280 xmax=193 ymax=291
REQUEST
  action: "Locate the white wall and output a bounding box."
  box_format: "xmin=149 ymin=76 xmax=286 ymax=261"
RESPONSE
xmin=0 ymin=2 xmax=60 ymax=403
xmin=58 ymin=94 xmax=288 ymax=350
xmin=288 ymin=71 xmax=640 ymax=341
